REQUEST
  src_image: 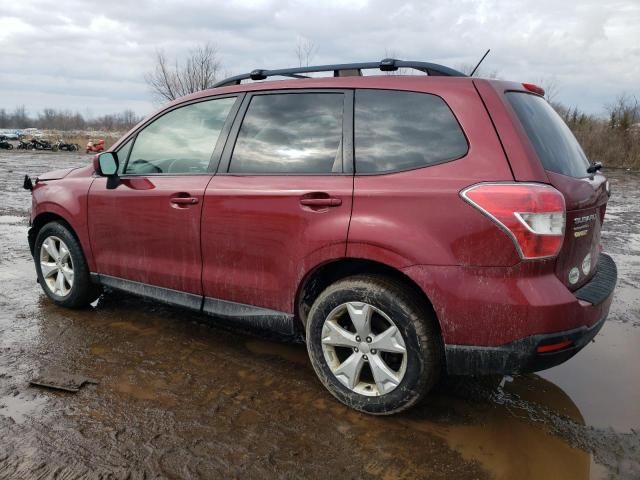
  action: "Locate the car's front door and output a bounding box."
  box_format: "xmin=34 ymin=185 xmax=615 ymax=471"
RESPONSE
xmin=88 ymin=95 xmax=240 ymax=304
xmin=201 ymin=90 xmax=354 ymax=315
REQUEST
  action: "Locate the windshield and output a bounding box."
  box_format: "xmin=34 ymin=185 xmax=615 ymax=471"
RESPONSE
xmin=506 ymin=92 xmax=590 ymax=178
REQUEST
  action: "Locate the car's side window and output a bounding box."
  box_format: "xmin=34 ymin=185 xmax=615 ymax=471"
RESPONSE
xmin=228 ymin=93 xmax=344 ymax=174
xmin=355 ymin=90 xmax=468 ymax=173
xmin=125 ymin=97 xmax=237 ymax=175
xmin=116 ymin=138 xmax=133 ymax=175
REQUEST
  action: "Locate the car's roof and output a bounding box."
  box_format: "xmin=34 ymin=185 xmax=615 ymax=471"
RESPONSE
xmin=176 ymin=75 xmax=478 ymax=104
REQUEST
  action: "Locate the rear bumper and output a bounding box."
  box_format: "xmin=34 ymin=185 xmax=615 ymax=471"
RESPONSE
xmin=444 ymin=312 xmax=607 ymax=375
xmin=403 ymin=253 xmax=617 ymax=375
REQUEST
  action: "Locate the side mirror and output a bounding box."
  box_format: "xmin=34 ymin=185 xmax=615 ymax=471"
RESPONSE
xmin=96 ymin=152 xmax=119 ymax=176
xmin=95 ymin=152 xmax=121 ymax=189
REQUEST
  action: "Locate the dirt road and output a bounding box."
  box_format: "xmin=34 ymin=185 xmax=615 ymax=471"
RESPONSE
xmin=0 ymin=151 xmax=638 ymax=479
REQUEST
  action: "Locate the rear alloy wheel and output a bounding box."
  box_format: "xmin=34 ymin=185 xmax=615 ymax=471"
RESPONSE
xmin=321 ymin=302 xmax=407 ymax=396
xmin=34 ymin=222 xmax=101 ymax=308
xmin=306 ymin=275 xmax=443 ymax=414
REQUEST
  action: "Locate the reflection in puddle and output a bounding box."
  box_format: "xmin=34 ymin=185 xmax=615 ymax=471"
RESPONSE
xmin=245 ymin=339 xmax=309 ymax=365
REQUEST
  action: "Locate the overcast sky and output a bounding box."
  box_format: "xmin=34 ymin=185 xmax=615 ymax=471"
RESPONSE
xmin=1 ymin=0 xmax=638 ymax=118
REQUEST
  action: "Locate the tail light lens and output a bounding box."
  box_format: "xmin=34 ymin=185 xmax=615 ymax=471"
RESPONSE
xmin=461 ymin=183 xmax=566 ymax=260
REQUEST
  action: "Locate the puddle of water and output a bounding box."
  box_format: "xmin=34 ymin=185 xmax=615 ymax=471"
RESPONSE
xmin=540 ymin=321 xmax=640 ymax=432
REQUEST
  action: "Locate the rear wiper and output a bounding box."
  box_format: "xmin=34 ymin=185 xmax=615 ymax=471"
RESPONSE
xmin=587 ymin=161 xmax=602 ymax=174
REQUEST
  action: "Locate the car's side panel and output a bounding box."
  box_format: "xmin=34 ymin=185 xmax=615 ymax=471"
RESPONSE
xmin=403 ymin=260 xmax=613 ymax=347
xmin=88 ymin=175 xmax=211 ymax=295
xmin=201 ymin=175 xmax=353 ymax=313
xmin=31 ymin=173 xmax=96 ymax=271
xmin=472 ymin=79 xmax=549 ymax=182
xmin=348 ymin=83 xmax=518 ymax=268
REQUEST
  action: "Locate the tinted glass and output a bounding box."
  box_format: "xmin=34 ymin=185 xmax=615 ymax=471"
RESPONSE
xmin=355 ymin=90 xmax=467 ymax=173
xmin=126 ymin=97 xmax=236 ymax=174
xmin=506 ymin=92 xmax=590 ymax=178
xmin=116 ymin=137 xmax=133 ymax=174
xmin=229 ymin=93 xmax=344 ymax=174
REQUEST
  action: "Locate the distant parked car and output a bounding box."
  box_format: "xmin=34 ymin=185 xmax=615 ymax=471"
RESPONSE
xmin=86 ymin=139 xmax=105 ymax=153
xmin=24 ymin=59 xmax=617 ymax=415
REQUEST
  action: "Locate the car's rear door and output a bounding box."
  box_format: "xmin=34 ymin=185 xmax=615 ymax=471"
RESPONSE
xmin=200 ymin=90 xmax=354 ymax=316
xmin=88 ymin=95 xmax=240 ymax=304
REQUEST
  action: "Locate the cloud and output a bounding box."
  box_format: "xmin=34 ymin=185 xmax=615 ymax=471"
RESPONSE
xmin=0 ymin=0 xmax=638 ymax=116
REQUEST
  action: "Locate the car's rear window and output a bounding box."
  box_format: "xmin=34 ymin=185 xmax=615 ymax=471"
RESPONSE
xmin=506 ymin=91 xmax=590 ymax=178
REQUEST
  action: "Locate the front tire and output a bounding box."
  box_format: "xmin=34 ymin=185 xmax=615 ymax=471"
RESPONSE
xmin=34 ymin=222 xmax=101 ymax=308
xmin=306 ymin=275 xmax=443 ymax=415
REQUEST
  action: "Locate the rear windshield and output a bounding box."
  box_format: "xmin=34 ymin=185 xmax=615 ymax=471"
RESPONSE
xmin=506 ymin=92 xmax=590 ymax=178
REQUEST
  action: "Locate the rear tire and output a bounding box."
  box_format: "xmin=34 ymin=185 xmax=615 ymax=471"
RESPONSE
xmin=306 ymin=274 xmax=443 ymax=415
xmin=34 ymin=222 xmax=101 ymax=308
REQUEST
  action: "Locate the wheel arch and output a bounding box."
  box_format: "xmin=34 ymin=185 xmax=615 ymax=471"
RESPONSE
xmin=295 ymin=258 xmax=441 ymax=335
xmin=29 ymin=212 xmax=80 ymax=256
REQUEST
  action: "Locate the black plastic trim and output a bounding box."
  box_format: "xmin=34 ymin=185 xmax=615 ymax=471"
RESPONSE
xmin=202 ymin=297 xmax=296 ymax=335
xmin=445 ymin=313 xmax=608 ymax=375
xmin=214 ymin=59 xmax=467 ymax=87
xmin=92 ymin=273 xmax=202 ymax=310
xmin=574 ymin=253 xmax=617 ymax=305
xmin=90 ymin=273 xmax=298 ymax=336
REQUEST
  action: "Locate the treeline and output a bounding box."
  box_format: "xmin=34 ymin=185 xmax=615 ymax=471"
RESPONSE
xmin=0 ymin=106 xmax=143 ymax=132
xmin=553 ymin=94 xmax=639 ymax=169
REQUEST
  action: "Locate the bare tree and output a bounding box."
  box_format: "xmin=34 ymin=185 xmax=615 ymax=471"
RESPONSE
xmin=295 ymin=37 xmax=317 ymax=67
xmin=607 ymin=93 xmax=639 ymax=130
xmin=145 ymin=43 xmax=222 ymax=103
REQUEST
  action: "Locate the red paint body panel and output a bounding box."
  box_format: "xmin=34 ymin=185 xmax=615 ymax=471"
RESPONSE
xmin=403 ymin=262 xmax=613 ymax=346
xmin=201 ymin=175 xmax=353 ymax=313
xmin=348 ymin=80 xmax=518 ymax=268
xmin=473 ymin=79 xmax=549 ymax=182
xmin=87 ymin=175 xmax=211 ymax=295
xmin=31 ymin=170 xmax=96 ymax=271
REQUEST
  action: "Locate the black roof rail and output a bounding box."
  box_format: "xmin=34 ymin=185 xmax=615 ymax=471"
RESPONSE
xmin=213 ymin=58 xmax=466 ymax=88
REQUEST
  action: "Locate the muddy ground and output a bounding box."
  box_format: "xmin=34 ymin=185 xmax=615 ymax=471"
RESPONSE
xmin=0 ymin=150 xmax=638 ymax=479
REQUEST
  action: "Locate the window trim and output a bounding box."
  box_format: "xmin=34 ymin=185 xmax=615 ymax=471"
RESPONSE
xmin=116 ymin=93 xmax=244 ymax=177
xmin=353 ymin=88 xmax=470 ymax=176
xmin=217 ymin=89 xmax=354 ymax=176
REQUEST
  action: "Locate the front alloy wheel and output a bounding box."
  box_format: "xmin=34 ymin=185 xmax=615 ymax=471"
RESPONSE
xmin=40 ymin=235 xmax=74 ymax=297
xmin=34 ymin=221 xmax=101 ymax=308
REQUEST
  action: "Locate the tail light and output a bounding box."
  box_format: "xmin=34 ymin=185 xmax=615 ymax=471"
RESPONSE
xmin=461 ymin=183 xmax=566 ymax=260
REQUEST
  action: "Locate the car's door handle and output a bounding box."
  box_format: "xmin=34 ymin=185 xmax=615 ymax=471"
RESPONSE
xmin=170 ymin=197 xmax=199 ymax=205
xmin=299 ymin=197 xmax=342 ymax=207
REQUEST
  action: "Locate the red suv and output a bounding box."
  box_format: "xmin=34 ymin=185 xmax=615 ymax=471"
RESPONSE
xmin=26 ymin=60 xmax=617 ymax=414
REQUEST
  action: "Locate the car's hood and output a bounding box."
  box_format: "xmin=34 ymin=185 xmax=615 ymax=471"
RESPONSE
xmin=37 ymin=167 xmax=77 ymax=181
